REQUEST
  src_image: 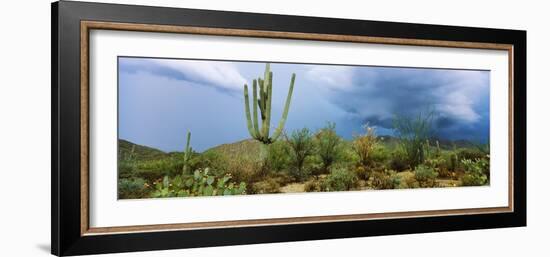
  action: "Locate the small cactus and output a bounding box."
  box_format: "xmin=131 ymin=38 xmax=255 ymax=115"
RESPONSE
xmin=182 ymin=131 xmax=192 ymax=175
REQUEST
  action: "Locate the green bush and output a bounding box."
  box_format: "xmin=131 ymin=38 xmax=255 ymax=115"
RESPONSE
xmin=371 ymin=170 xmax=401 ymax=190
xmin=338 ymin=142 xmax=360 ymax=163
xmin=389 ymin=150 xmax=409 ymax=172
xmin=315 ymin=122 xmax=343 ymax=171
xmin=414 ymin=164 xmax=438 ymax=187
xmin=192 ymin=151 xmax=227 ymax=175
xmin=321 ymin=167 xmax=358 ymax=191
xmin=460 ymin=159 xmax=489 ymax=186
xmin=307 ymin=155 xmax=326 ymax=177
xmin=118 ymin=178 xmax=150 ymax=199
xmin=266 ymin=140 xmax=290 ymax=172
xmin=118 ymin=160 xmax=136 ymax=179
xmin=370 ymin=145 xmax=391 ymax=169
xmin=286 ymin=128 xmax=316 ymax=181
xmin=152 ymin=168 xmax=246 ymax=198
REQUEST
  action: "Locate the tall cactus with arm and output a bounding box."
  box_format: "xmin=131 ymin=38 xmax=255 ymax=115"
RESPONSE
xmin=243 ymin=63 xmax=296 ymax=144
xmin=182 ymin=131 xmax=192 ymax=175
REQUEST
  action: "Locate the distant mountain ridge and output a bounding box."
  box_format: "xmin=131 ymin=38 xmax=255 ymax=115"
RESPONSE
xmin=118 ymin=135 xmax=481 ymax=160
xmin=203 ymin=138 xmax=263 ymax=161
xmin=118 ymin=139 xmax=167 ymax=160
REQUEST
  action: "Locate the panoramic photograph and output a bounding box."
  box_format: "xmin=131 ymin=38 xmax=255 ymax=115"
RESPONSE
xmin=117 ymin=57 xmax=490 ymax=199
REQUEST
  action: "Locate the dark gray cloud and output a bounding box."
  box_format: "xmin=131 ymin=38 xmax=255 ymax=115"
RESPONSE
xmin=306 ymin=66 xmax=490 ymax=141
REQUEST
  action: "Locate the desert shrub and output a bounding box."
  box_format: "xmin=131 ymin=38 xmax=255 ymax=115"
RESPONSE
xmin=370 ymin=144 xmax=392 ymax=164
xmin=456 ymin=148 xmax=487 ymax=162
xmin=118 ymin=178 xmax=149 ymax=199
xmin=424 ymin=140 xmax=442 ymax=158
xmin=134 ymin=169 xmax=165 ymax=183
xmin=337 ymin=142 xmax=358 ymax=163
xmin=163 ymin=151 xmax=200 ymax=175
xmin=393 ymin=110 xmax=435 ymax=168
xmin=307 ymin=155 xmax=326 ymax=177
xmin=352 ymin=125 xmax=378 ymax=167
xmin=371 ymin=170 xmax=401 ymax=190
xmin=251 ymin=178 xmax=281 ymax=194
xmin=460 ymin=159 xmax=489 ymax=186
xmin=266 ymin=140 xmax=290 ymax=172
xmin=425 ymin=157 xmax=446 ymax=176
xmin=315 ymin=122 xmax=343 ymax=171
xmin=225 ymin=156 xmax=262 ymax=186
xmin=414 ymin=164 xmax=438 ymax=187
xmin=304 ymin=179 xmax=322 ymax=192
xmin=401 ymin=173 xmax=420 ymax=189
xmin=135 ymin=153 xmax=205 ymax=178
xmin=435 ymin=165 xmax=452 ymax=178
xmin=389 ymin=149 xmax=409 ymax=172
xmin=428 ymin=154 xmax=455 ymax=178
xmin=354 ymin=166 xmax=370 ymax=180
xmin=285 ymin=128 xmax=316 ymax=181
xmin=192 ymin=151 xmax=227 ymax=175
xmin=461 ymin=173 xmax=487 ymax=186
xmin=118 ymin=161 xmax=136 ymax=179
xmin=439 ymin=150 xmax=460 ymax=174
xmin=152 ymin=168 xmax=246 ymax=198
xmin=135 ymin=158 xmax=180 ymax=177
xmin=321 ymin=167 xmax=358 ymax=191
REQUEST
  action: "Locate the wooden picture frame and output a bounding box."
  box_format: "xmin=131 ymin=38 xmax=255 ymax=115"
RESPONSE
xmin=52 ymin=1 xmax=526 ymax=256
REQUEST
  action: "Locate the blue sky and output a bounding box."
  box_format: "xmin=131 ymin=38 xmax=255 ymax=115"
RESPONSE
xmin=119 ymin=57 xmax=490 ymax=152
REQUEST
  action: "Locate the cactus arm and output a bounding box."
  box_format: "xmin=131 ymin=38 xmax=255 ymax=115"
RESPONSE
xmin=258 ymin=76 xmax=268 ymax=140
xmin=263 ymin=63 xmax=270 ymax=113
xmin=186 ymin=131 xmax=191 ymax=152
xmin=258 ymin=78 xmax=265 ymax=120
xmin=243 ymin=84 xmax=256 ymax=138
xmin=263 ymin=64 xmax=271 ymax=119
xmin=251 ymin=79 xmax=260 ymax=138
xmin=271 ymin=73 xmax=295 ymax=141
xmin=264 ymin=63 xmax=270 ymax=83
xmin=265 ymin=71 xmax=273 ymax=139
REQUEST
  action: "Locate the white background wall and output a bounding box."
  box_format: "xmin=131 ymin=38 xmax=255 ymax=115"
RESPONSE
xmin=0 ymin=0 xmax=547 ymax=256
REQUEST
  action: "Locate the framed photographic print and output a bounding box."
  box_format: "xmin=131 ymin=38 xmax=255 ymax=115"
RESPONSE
xmin=51 ymin=1 xmax=526 ymax=256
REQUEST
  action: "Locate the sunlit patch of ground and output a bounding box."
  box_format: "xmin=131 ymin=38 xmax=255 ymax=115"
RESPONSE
xmin=280 ymin=183 xmax=306 ymax=193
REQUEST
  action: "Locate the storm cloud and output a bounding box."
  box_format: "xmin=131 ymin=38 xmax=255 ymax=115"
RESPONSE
xmin=306 ymin=66 xmax=490 ymax=141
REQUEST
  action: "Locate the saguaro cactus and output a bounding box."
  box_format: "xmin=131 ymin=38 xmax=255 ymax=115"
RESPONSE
xmin=182 ymin=131 xmax=192 ymax=174
xmin=243 ymin=63 xmax=296 ymax=144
